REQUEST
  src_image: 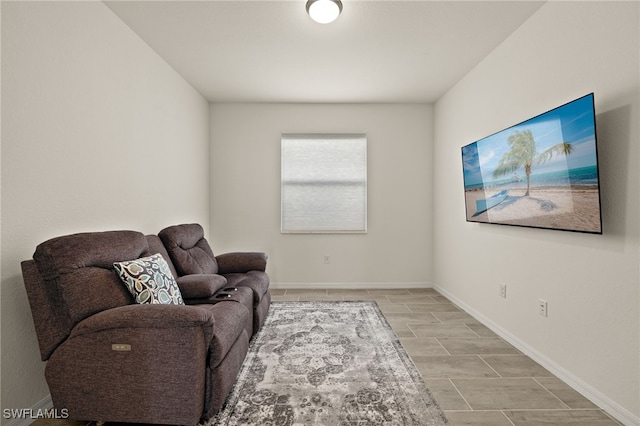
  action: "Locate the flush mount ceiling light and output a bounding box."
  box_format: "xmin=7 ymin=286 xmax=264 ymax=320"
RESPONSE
xmin=306 ymin=0 xmax=343 ymax=24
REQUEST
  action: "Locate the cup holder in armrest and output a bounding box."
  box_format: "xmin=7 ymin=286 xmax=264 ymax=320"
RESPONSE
xmin=212 ymin=287 xmax=241 ymax=302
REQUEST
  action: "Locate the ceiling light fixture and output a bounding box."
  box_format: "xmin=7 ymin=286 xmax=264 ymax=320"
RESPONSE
xmin=306 ymin=0 xmax=343 ymax=24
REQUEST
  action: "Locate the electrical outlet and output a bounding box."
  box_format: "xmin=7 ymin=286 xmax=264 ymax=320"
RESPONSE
xmin=538 ymin=299 xmax=548 ymax=317
xmin=499 ymin=283 xmax=507 ymax=298
xmin=323 ymin=255 xmax=330 ymax=264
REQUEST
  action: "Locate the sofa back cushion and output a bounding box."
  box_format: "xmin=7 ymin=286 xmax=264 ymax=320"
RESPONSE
xmin=158 ymin=223 xmax=218 ymax=275
xmin=33 ymin=231 xmax=147 ymax=329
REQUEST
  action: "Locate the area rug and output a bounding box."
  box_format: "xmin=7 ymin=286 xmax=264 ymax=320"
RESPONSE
xmin=206 ymin=301 xmax=450 ymax=425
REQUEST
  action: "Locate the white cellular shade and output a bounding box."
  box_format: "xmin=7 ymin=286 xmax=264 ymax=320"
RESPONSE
xmin=281 ymin=134 xmax=367 ymax=233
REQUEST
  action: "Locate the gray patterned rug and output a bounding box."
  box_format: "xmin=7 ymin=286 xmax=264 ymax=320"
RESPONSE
xmin=206 ymin=301 xmax=450 ymax=426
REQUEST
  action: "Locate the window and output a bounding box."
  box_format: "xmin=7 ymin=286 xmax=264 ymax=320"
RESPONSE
xmin=281 ymin=134 xmax=367 ymax=233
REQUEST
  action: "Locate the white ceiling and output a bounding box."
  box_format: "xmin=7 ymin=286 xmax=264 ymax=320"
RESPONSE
xmin=104 ymin=0 xmax=545 ymax=103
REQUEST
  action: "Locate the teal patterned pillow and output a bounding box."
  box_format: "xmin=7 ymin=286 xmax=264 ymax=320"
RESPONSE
xmin=114 ymin=253 xmax=184 ymax=305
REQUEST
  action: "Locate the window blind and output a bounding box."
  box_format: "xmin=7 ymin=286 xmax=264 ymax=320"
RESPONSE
xmin=281 ymin=134 xmax=367 ymax=233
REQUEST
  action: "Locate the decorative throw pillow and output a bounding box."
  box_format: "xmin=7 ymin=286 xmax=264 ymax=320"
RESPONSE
xmin=113 ymin=253 xmax=184 ymax=305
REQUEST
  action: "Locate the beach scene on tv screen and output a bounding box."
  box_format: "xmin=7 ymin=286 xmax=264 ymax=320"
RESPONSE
xmin=462 ymin=94 xmax=602 ymax=233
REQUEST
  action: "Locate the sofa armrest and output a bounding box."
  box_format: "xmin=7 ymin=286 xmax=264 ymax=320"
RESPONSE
xmin=71 ymin=304 xmax=215 ymax=345
xmin=216 ymin=252 xmax=268 ymax=274
xmin=176 ymin=274 xmax=227 ymax=299
xmin=47 ymin=304 xmax=215 ymax=425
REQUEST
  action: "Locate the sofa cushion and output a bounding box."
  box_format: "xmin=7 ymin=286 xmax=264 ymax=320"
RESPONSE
xmin=158 ymin=223 xmax=219 ymax=275
xmin=33 ymin=230 xmax=146 ymax=326
xmin=176 ymin=274 xmax=227 ymax=299
xmin=113 ymin=254 xmax=184 ymax=305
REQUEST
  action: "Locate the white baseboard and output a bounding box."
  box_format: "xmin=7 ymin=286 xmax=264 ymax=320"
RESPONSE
xmin=271 ymin=281 xmax=433 ymax=290
xmin=4 ymin=395 xmax=53 ymax=426
xmin=434 ymin=285 xmax=640 ymax=426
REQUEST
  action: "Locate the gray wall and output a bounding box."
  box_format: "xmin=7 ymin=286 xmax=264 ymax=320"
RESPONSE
xmin=1 ymin=2 xmax=210 ymax=418
xmin=433 ymin=2 xmax=639 ymax=423
xmin=210 ymin=103 xmax=433 ymax=287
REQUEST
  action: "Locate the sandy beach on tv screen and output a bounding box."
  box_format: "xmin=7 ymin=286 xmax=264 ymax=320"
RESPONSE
xmin=465 ymin=186 xmax=601 ymax=233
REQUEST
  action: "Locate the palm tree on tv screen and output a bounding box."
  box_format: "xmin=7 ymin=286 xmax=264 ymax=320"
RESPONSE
xmin=493 ymin=129 xmax=573 ymax=196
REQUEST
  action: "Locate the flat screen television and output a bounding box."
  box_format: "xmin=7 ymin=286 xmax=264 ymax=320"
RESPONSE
xmin=461 ymin=93 xmax=602 ymax=234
